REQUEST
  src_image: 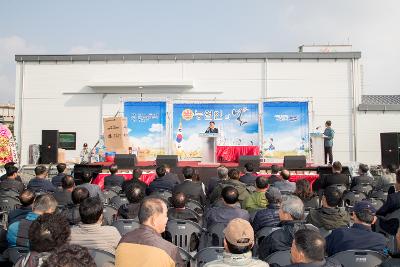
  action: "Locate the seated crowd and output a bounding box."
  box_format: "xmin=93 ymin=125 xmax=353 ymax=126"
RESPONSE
xmin=0 ymin=161 xmax=399 ymax=267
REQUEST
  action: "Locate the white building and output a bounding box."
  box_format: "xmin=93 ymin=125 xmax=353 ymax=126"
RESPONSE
xmin=14 ymin=50 xmax=400 ymax=166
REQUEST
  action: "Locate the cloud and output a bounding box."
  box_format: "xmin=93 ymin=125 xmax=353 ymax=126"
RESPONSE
xmin=149 ymin=123 xmax=163 ymax=133
xmin=69 ymin=42 xmax=131 ymax=54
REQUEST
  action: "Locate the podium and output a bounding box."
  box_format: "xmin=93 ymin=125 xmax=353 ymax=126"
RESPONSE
xmin=310 ymin=132 xmax=325 ymax=165
xmin=199 ymin=133 xmax=219 ymax=164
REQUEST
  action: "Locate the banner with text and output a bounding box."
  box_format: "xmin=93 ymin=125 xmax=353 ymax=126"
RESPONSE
xmin=262 ymin=102 xmax=309 ymax=161
xmin=124 ymin=102 xmax=166 ymax=160
xmin=173 ymin=103 xmax=259 ymax=160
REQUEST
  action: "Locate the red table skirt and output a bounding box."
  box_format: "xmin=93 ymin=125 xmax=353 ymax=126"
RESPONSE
xmin=92 ymin=172 xmax=156 ymax=190
xmin=257 ymin=173 xmax=319 ymax=189
xmin=217 ymin=146 xmax=260 ymax=162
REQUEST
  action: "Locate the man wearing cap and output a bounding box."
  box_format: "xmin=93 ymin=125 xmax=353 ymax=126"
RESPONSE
xmin=252 ymin=187 xmax=282 ymax=232
xmin=325 ymin=200 xmax=387 ymax=256
xmin=204 ymin=218 xmax=268 ymax=267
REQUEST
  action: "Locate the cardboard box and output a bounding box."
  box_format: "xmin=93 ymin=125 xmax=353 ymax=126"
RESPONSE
xmin=103 ymin=117 xmax=130 ymax=152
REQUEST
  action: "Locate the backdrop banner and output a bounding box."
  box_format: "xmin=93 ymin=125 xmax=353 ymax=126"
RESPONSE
xmin=124 ymin=102 xmax=166 ymax=160
xmin=262 ymin=102 xmax=309 ymax=161
xmin=173 ymin=103 xmax=259 ymax=160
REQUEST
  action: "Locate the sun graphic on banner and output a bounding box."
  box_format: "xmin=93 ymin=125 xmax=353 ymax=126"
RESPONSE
xmin=181 ymin=109 xmax=194 ymax=121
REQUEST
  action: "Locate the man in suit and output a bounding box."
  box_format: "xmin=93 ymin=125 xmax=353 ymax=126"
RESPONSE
xmin=27 ymin=165 xmax=57 ymax=193
xmin=376 ymin=169 xmax=400 ymax=235
xmin=104 ymin=164 xmax=125 ymax=189
xmin=51 ymin=163 xmax=67 ymax=188
xmin=323 ymin=120 xmax=335 ymax=165
xmin=53 ymin=175 xmax=75 ymax=206
xmin=205 ymin=121 xmax=218 ymax=133
xmin=172 ymin=166 xmax=206 ymax=206
xmin=314 ymin=161 xmax=350 ymax=190
xmin=147 ymin=165 xmax=180 ymax=195
xmin=268 ymin=165 xmax=281 ymax=184
xmin=239 ymin=162 xmax=258 ymax=186
xmin=350 ymin=163 xmax=374 ymax=189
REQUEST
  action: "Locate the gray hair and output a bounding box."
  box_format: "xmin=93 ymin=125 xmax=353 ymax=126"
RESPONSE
xmin=217 ymin=166 xmax=229 ymax=179
xmin=32 ymin=194 xmax=58 ymax=213
xmin=281 ymin=195 xmax=304 ymax=220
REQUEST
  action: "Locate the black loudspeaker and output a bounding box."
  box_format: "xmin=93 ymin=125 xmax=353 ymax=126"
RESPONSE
xmin=39 ymin=145 xmax=58 ymax=164
xmin=156 ymin=155 xmax=178 ymax=168
xmin=42 ymin=130 xmax=59 ymax=147
xmin=115 ymin=154 xmax=137 ymax=169
xmin=283 ymin=155 xmax=306 ymax=169
xmin=239 ymin=156 xmax=261 ymax=171
xmin=380 ymin=132 xmax=400 ymax=168
xmin=73 ymin=164 xmax=103 ymax=185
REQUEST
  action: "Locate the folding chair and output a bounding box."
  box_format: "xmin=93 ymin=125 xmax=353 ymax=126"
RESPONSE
xmin=102 ymin=204 xmax=118 ymax=226
xmin=112 ymin=219 xmax=140 ymax=236
xmin=165 ymin=219 xmax=204 ymax=253
xmin=265 ymin=250 xmax=291 ymax=266
xmin=0 ymin=195 xmax=20 ymax=212
xmin=328 ymin=250 xmax=387 ymax=267
xmin=205 ymin=222 xmax=226 ymax=247
xmin=194 ymin=247 xmax=224 ymax=267
xmin=88 ymin=248 xmax=115 ymax=267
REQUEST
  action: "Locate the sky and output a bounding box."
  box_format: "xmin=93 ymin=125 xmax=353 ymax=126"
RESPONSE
xmin=1 ymin=0 xmax=399 ymax=103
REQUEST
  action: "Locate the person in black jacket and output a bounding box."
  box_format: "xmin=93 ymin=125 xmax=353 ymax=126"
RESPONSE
xmin=51 ymin=163 xmax=67 ymax=187
xmin=121 ymin=168 xmax=147 ymax=194
xmin=350 ymin=163 xmax=374 ymax=189
xmin=0 ymin=162 xmax=22 ymax=182
xmin=27 ymin=165 xmax=57 ymax=193
xmin=239 ymin=162 xmax=258 ymax=186
xmin=258 ymin=195 xmax=308 ymax=261
xmin=252 ymin=187 xmax=282 ymax=232
xmin=7 ymin=189 xmax=35 ymax=225
xmin=104 ymin=164 xmax=125 ymax=189
xmin=167 ymin=191 xmax=199 ymax=223
xmin=287 ymin=229 xmax=341 ymax=267
xmin=314 ymin=161 xmax=350 ymax=191
xmin=0 ymin=165 xmax=24 ymax=193
xmin=117 ymin=184 xmax=145 ymax=219
xmin=147 ymin=165 xmax=180 ymax=195
xmin=207 ymin=166 xmax=229 ymax=196
xmin=172 ymin=166 xmax=206 ymax=206
xmin=268 ymin=165 xmax=281 ymax=184
xmin=53 ymin=175 xmax=75 ymax=206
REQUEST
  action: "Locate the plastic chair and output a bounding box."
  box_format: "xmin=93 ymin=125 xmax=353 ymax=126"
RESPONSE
xmin=343 ymin=191 xmax=367 ymax=207
xmin=178 ymin=247 xmax=194 ymax=267
xmin=194 ymin=247 xmax=224 ymax=267
xmin=88 ymin=248 xmax=115 ymax=267
xmin=206 ymin=222 xmax=226 ymax=247
xmin=318 ymin=227 xmax=332 ymax=238
xmin=265 ymin=250 xmax=291 ymax=266
xmin=328 ymin=250 xmax=387 ymax=267
xmin=5 ymin=246 xmax=30 ymax=264
xmin=352 ymin=183 xmax=373 ymax=196
xmin=109 ymin=195 xmax=129 ymax=208
xmin=150 ymin=189 xmax=173 ymax=204
xmin=366 ymin=198 xmax=384 ymax=210
xmin=112 ymin=219 xmax=140 ymax=236
xmin=0 ymin=195 xmax=20 ymax=212
xmin=186 ymin=199 xmax=204 ymax=215
xmin=102 ymin=189 xmax=119 ymax=204
xmin=0 ymin=188 xmax=20 ymax=198
xmin=255 ymin=226 xmax=281 ymax=245
xmin=102 ymin=204 xmax=118 ymax=226
xmin=165 ymin=219 xmax=204 ymax=252
xmin=369 ymin=190 xmax=388 ymax=202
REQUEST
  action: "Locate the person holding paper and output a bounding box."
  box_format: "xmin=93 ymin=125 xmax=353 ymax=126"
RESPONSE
xmin=323 ymin=120 xmax=335 ymax=165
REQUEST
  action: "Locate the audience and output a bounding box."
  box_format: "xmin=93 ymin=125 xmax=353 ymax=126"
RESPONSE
xmin=0 ymin=161 xmax=22 ymax=182
xmin=51 ymin=163 xmax=67 ymax=188
xmin=163 ymin=165 xmax=181 ymax=184
xmin=350 ymin=163 xmax=374 ymax=189
xmin=239 ymin=162 xmax=258 ymax=186
xmin=268 ymin=165 xmax=281 ymax=184
xmin=42 ymin=244 xmax=96 ymax=267
xmin=314 ymin=161 xmax=350 ymax=190
xmin=258 ymin=195 xmax=308 ymax=260
xmin=376 ymin=169 xmax=400 ymax=235
xmin=7 ymin=189 xmax=35 ymax=225
xmin=69 ymin=197 xmax=121 ymax=255
xmin=76 ymin=170 xmax=104 ymax=201
xmin=172 ymin=166 xmax=206 ymax=206
xmin=121 ymin=167 xmax=147 ymax=193
xmin=252 ymin=187 xmax=282 ymax=232
xmin=147 ymin=165 xmax=180 ymax=194
xmin=294 ymin=179 xmax=319 ymax=209
xmin=0 ymin=165 xmax=24 ymax=193
xmin=14 ymin=213 xmax=70 ymax=267
xmin=243 ymin=176 xmax=269 ymax=213
xmin=375 ymin=164 xmax=397 ymax=190
xmin=62 ymin=187 xmax=90 ymax=225
xmin=288 ymin=229 xmax=341 ymax=267
xmin=104 ymin=164 xmax=125 ymax=189
xmin=168 ymin=191 xmax=199 ymax=223
xmin=53 ymin=175 xmax=74 ymax=206
xmin=116 ymin=197 xmax=184 ymax=267
xmin=204 ymin=218 xmax=268 ymax=267
xmin=325 ymin=200 xmax=386 ymax=256
xmin=210 ymin=168 xmax=250 ymax=205
xmin=273 ymin=169 xmax=296 ymax=192
xmin=205 ymin=186 xmax=250 ymax=229
xmin=117 ymin=184 xmax=145 ymax=219
xmin=306 ymin=186 xmax=350 ymax=230
xmin=7 ymin=194 xmax=57 ymax=248
xmin=207 ymin=166 xmax=229 ymax=196
xmin=27 ymin=165 xmax=57 ymax=193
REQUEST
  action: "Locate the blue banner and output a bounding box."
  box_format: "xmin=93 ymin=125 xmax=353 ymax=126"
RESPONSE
xmin=262 ymin=102 xmax=309 ymax=160
xmin=124 ymin=102 xmax=166 ymax=160
xmin=173 ymin=103 xmax=259 ymax=159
